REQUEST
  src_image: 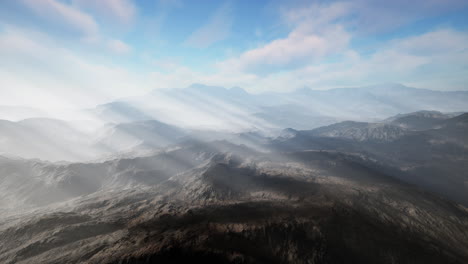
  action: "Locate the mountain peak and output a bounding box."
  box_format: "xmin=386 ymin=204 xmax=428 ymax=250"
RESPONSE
xmin=184 ymin=84 xmax=252 ymax=98
xmin=229 ymin=86 xmax=248 ymax=95
xmin=187 ymin=83 xmax=222 ymax=90
xmin=363 ymin=82 xmax=409 ymax=90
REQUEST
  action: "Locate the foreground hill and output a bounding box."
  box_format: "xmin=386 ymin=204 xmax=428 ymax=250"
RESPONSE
xmin=0 ymin=142 xmax=467 ymax=264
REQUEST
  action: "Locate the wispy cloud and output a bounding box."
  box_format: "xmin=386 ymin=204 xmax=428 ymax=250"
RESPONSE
xmin=149 ymin=26 xmax=468 ymax=93
xmin=347 ymin=0 xmax=468 ymax=33
xmin=218 ymin=2 xmax=351 ymax=74
xmin=279 ymin=0 xmax=468 ymax=35
xmin=20 ymin=0 xmax=99 ymax=38
xmin=219 ymin=25 xmax=350 ymax=74
xmin=1 ymin=0 xmax=467 ymax=104
xmin=72 ymin=0 xmax=137 ymax=25
xmin=7 ymin=0 xmax=133 ymax=55
xmin=107 ymin=39 xmax=132 ymax=54
xmin=185 ymin=2 xmax=233 ymax=48
xmin=0 ymin=27 xmax=149 ymax=109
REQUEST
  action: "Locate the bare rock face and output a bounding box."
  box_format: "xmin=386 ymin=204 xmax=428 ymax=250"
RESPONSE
xmin=306 ymin=121 xmax=410 ymax=142
xmin=385 ymin=110 xmax=452 ymax=130
xmin=1 ymin=144 xmax=467 ymax=264
xmin=274 ymin=113 xmax=468 ymax=207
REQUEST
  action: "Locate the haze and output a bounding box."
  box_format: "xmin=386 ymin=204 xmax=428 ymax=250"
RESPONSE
xmin=1 ymin=1 xmax=468 ymax=264
xmin=1 ymin=0 xmax=468 ymax=110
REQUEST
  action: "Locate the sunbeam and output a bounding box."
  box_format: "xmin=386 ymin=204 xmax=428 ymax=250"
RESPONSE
xmin=1 ymin=1 xmax=468 ymax=263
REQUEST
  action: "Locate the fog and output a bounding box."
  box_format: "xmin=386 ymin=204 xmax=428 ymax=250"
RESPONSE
xmin=1 ymin=0 xmax=468 ymax=261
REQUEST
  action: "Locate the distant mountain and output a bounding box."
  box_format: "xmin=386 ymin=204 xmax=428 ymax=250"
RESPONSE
xmin=384 ymin=110 xmax=460 ymax=130
xmin=253 ymin=104 xmax=338 ymax=130
xmin=304 ymin=121 xmax=409 ymax=142
xmin=427 ymin=113 xmax=468 ymax=144
xmin=168 ymin=83 xmax=253 ymax=105
xmin=3 ymin=83 xmax=468 ymax=263
xmin=0 ymin=117 xmax=193 ymax=161
xmin=444 ymin=112 xmax=468 ymax=125
xmin=88 ymin=83 xmax=468 ymax=130
xmin=0 ymin=118 xmax=100 ymax=161
xmin=94 ymin=120 xmax=187 ymax=152
xmin=0 ymin=141 xmax=249 ymax=208
xmin=90 ymin=101 xmax=153 ymax=124
xmin=278 ymin=83 xmax=468 ymax=121
xmin=0 ymin=106 xmax=47 ymax=121
xmin=273 ymin=113 xmax=468 ymax=206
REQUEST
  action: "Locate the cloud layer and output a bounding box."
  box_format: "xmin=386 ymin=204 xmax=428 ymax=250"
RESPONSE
xmin=0 ymin=0 xmax=467 ymax=109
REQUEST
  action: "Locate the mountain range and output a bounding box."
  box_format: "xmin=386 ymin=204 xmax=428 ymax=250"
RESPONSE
xmin=90 ymin=83 xmax=468 ymax=130
xmin=274 ymin=112 xmax=468 ymax=205
xmin=1 ymin=140 xmax=467 ymax=263
xmin=1 ymin=83 xmax=468 ymax=263
xmin=4 ymin=83 xmax=467 ymax=130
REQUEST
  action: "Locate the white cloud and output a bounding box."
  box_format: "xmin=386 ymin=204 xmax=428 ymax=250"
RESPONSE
xmin=367 ymin=0 xmax=468 ymax=33
xmin=72 ymin=0 xmax=137 ymax=24
xmin=216 ymin=2 xmax=352 ymax=74
xmin=205 ymin=1 xmax=468 ymax=91
xmin=0 ymin=27 xmax=149 ymax=109
xmin=219 ymin=25 xmax=350 ymax=73
xmin=391 ymin=29 xmax=468 ymax=56
xmin=0 ymin=0 xmax=135 ymax=60
xmin=107 ymin=39 xmax=132 ymax=54
xmin=151 ymin=28 xmax=468 ymax=93
xmin=281 ymin=1 xmax=351 ymax=32
xmin=20 ymin=0 xmax=98 ymax=37
xmin=185 ymin=2 xmax=233 ymax=48
xmin=3 ymin=0 xmax=468 ymax=111
xmin=275 ymin=29 xmax=468 ymax=91
xmin=291 ymin=0 xmax=468 ymax=34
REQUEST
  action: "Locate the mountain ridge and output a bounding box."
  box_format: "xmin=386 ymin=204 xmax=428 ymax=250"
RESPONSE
xmin=1 ymin=145 xmax=467 ymax=264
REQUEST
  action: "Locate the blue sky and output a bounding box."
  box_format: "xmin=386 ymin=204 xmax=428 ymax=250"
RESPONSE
xmin=1 ymin=0 xmax=468 ymax=109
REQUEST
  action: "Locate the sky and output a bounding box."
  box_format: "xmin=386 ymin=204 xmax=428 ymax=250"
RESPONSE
xmin=1 ymin=0 xmax=468 ymax=109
